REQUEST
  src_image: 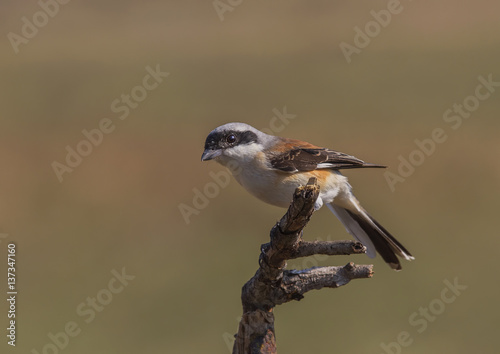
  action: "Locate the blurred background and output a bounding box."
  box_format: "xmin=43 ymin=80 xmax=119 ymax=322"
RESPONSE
xmin=1 ymin=1 xmax=499 ymax=353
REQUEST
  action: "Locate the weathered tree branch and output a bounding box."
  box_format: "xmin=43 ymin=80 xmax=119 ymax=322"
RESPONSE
xmin=289 ymin=240 xmax=366 ymax=259
xmin=233 ymin=178 xmax=374 ymax=354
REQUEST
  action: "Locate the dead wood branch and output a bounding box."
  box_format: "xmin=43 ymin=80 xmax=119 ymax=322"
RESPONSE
xmin=233 ymin=178 xmax=373 ymax=354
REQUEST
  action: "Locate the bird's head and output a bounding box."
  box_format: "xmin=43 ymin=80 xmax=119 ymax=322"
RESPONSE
xmin=201 ymin=123 xmax=274 ymax=165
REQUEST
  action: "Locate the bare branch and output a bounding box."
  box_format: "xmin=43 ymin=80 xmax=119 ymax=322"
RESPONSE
xmin=290 ymin=240 xmax=366 ymax=259
xmin=280 ymin=262 xmax=374 ymax=302
xmin=265 ymin=177 xmax=320 ymax=271
xmin=233 ymin=178 xmax=373 ymax=354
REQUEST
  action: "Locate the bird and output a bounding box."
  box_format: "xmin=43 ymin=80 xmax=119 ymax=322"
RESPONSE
xmin=201 ymin=122 xmax=414 ymax=270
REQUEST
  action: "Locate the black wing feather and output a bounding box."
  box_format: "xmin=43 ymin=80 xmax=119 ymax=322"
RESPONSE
xmin=269 ymin=148 xmax=385 ymax=172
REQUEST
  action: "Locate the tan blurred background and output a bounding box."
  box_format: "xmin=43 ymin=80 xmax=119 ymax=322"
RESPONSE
xmin=1 ymin=1 xmax=499 ymax=353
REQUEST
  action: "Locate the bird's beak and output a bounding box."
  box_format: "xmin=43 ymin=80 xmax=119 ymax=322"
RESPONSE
xmin=201 ymin=149 xmax=222 ymax=161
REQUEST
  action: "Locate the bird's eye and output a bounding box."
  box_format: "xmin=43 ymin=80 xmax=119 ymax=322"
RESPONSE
xmin=226 ymin=134 xmax=236 ymax=144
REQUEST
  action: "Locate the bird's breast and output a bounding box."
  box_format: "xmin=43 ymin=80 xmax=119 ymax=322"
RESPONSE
xmin=231 ymin=153 xmax=348 ymax=208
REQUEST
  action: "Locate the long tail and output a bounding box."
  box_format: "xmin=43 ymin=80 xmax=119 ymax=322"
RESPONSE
xmin=327 ymin=196 xmax=414 ymax=271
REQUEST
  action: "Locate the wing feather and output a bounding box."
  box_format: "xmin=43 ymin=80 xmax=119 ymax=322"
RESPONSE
xmin=268 ymin=142 xmax=385 ymax=172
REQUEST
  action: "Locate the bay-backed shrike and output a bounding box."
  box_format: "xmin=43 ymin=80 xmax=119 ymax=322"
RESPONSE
xmin=201 ymin=123 xmax=414 ymax=270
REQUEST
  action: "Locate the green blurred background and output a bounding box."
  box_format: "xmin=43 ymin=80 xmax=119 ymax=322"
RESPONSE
xmin=1 ymin=1 xmax=499 ymax=353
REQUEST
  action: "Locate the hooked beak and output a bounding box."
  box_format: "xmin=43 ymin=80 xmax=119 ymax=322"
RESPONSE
xmin=201 ymin=149 xmax=222 ymax=161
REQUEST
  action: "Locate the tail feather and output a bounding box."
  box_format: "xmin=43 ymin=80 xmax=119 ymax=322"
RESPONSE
xmin=368 ymin=214 xmax=414 ymax=261
xmin=327 ymin=203 xmax=377 ymax=258
xmin=327 ymin=200 xmax=414 ymax=271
